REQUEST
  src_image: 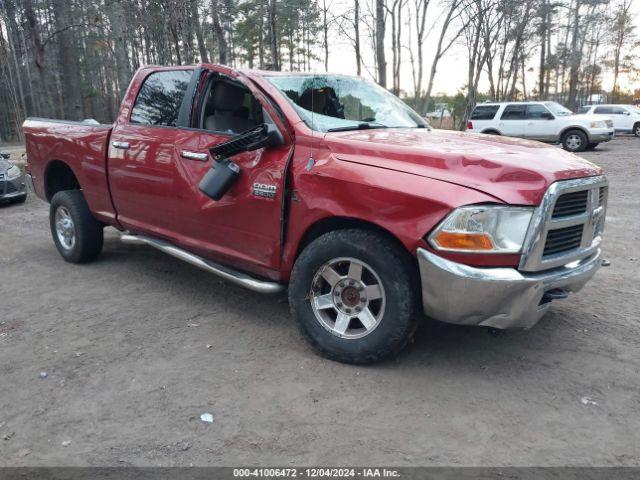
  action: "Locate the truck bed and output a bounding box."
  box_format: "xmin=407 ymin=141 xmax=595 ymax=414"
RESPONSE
xmin=23 ymin=118 xmax=117 ymax=224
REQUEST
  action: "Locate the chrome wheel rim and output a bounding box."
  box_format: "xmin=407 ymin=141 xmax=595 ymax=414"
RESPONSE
xmin=55 ymin=206 xmax=75 ymax=250
xmin=566 ymin=134 xmax=582 ymax=150
xmin=310 ymin=257 xmax=386 ymax=339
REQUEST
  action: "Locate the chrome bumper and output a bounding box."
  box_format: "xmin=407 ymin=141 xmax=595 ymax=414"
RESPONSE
xmin=417 ymin=248 xmax=602 ymax=329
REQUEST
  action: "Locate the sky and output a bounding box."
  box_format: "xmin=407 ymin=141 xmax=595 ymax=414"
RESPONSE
xmin=318 ymin=0 xmax=640 ymax=99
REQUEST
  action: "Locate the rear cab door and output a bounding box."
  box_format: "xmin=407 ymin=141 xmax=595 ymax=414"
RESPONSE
xmin=108 ymin=67 xmax=194 ymax=234
xmin=497 ymin=104 xmax=526 ymax=137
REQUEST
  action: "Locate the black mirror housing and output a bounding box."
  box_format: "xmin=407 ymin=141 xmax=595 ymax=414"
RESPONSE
xmin=199 ymin=123 xmax=284 ymax=201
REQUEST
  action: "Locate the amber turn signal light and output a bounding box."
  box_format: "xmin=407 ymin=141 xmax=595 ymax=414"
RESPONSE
xmin=432 ymin=231 xmax=494 ymax=251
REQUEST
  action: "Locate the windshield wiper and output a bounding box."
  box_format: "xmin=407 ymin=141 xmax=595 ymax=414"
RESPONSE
xmin=327 ymin=122 xmax=388 ymax=132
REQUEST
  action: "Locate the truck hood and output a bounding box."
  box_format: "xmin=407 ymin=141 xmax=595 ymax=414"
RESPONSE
xmin=324 ymin=128 xmax=602 ymax=205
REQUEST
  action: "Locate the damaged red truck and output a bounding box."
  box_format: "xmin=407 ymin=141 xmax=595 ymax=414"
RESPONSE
xmin=23 ymin=64 xmax=608 ymax=364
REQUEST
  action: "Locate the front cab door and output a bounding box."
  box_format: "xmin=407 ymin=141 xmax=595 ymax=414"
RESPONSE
xmin=167 ymin=70 xmax=292 ymax=278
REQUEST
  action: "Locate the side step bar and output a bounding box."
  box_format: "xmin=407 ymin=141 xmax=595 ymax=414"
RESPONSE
xmin=120 ymin=234 xmax=286 ymax=294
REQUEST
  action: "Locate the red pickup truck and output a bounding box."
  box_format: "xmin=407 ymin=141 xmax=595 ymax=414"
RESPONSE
xmin=23 ymin=64 xmax=608 ymax=364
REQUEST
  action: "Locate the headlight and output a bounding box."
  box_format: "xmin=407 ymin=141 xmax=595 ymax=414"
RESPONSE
xmin=428 ymin=205 xmax=534 ymax=253
xmin=6 ymin=165 xmax=21 ymax=180
xmin=590 ymin=121 xmax=606 ymax=128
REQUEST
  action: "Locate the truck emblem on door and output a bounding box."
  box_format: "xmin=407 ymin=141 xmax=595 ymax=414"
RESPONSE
xmin=253 ymin=183 xmax=277 ymax=199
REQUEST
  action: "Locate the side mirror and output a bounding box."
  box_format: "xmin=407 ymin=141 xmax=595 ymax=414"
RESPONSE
xmin=542 ymin=112 xmax=555 ymax=120
xmin=199 ymin=124 xmax=284 ymax=201
xmin=623 ymin=111 xmax=631 ymax=116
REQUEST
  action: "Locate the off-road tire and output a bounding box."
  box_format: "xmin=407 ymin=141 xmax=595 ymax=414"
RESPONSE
xmin=562 ymin=129 xmax=588 ymax=152
xmin=289 ymin=229 xmax=420 ymax=364
xmin=50 ymin=190 xmax=103 ymax=263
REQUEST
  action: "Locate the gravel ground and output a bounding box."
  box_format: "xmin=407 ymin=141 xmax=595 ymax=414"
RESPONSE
xmin=0 ymin=138 xmax=638 ymax=467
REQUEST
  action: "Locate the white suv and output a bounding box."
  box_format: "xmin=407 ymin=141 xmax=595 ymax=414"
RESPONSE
xmin=578 ymin=104 xmax=640 ymax=136
xmin=466 ymin=101 xmax=615 ymax=152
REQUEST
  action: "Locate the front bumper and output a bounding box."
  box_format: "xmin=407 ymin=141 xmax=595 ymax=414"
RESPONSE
xmin=589 ymin=129 xmax=614 ymax=143
xmin=0 ymin=172 xmax=27 ymax=200
xmin=417 ymin=248 xmax=602 ymax=329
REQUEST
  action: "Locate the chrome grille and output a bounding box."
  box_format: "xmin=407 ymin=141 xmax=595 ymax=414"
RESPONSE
xmin=552 ymin=190 xmax=588 ymax=218
xmin=599 ymin=186 xmax=606 ymax=206
xmin=519 ymin=176 xmax=608 ymax=272
xmin=0 ymin=173 xmax=4 ymax=180
xmin=605 ymin=119 xmax=613 ymax=128
xmin=543 ymin=224 xmax=583 ymax=256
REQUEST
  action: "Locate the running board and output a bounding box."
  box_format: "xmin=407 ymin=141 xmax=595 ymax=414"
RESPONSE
xmin=120 ymin=234 xmax=285 ymax=294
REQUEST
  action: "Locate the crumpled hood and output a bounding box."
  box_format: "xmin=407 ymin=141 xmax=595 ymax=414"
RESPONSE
xmin=324 ymin=128 xmax=603 ymax=205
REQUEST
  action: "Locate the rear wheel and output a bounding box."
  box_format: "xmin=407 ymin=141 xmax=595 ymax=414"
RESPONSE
xmin=634 ymin=123 xmax=640 ymax=137
xmin=289 ymin=229 xmax=420 ymax=364
xmin=50 ymin=190 xmax=103 ymax=263
xmin=562 ymin=129 xmax=588 ymax=152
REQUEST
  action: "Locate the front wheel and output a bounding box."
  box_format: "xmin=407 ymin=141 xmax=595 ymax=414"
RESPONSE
xmin=50 ymin=190 xmax=104 ymax=263
xmin=289 ymin=229 xmax=420 ymax=364
xmin=586 ymin=142 xmax=599 ymax=150
xmin=562 ymin=129 xmax=588 ymax=152
xmin=634 ymin=123 xmax=640 ymax=137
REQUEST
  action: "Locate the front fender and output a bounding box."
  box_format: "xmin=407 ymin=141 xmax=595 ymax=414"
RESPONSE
xmin=281 ymin=150 xmax=501 ymax=279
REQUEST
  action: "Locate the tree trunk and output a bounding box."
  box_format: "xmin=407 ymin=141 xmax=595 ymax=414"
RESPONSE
xmin=105 ymin=0 xmax=132 ymax=99
xmin=566 ymin=0 xmax=581 ymax=110
xmin=268 ymin=0 xmax=279 ymax=70
xmin=375 ymin=0 xmax=386 ymax=87
xmin=191 ymin=0 xmax=209 ymax=63
xmin=52 ymin=0 xmax=84 ymax=119
xmin=210 ymin=0 xmax=228 ymax=64
xmin=354 ymin=0 xmax=362 ymax=75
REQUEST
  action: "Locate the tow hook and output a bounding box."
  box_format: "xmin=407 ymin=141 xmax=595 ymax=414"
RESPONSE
xmin=542 ymin=288 xmax=569 ymax=303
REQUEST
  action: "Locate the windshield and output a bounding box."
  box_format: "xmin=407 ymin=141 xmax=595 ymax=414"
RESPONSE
xmin=266 ymin=75 xmax=428 ymax=132
xmin=544 ymin=101 xmax=573 ymax=116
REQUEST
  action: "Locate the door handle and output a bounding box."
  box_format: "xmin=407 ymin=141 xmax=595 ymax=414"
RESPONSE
xmin=181 ymin=150 xmax=209 ymax=162
xmin=112 ymin=141 xmax=130 ymax=150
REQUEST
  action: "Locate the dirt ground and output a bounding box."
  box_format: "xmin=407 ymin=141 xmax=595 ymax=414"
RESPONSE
xmin=0 ymin=138 xmax=639 ymax=467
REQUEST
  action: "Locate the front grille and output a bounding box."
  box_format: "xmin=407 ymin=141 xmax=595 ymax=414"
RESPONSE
xmin=552 ymin=190 xmax=588 ymax=218
xmin=605 ymin=119 xmax=613 ymax=128
xmin=0 ymin=173 xmax=4 ymax=180
xmin=5 ymin=182 xmax=17 ymax=194
xmin=520 ymin=176 xmax=608 ymax=271
xmin=543 ymin=224 xmax=584 ymax=256
xmin=599 ymin=186 xmax=606 ymax=206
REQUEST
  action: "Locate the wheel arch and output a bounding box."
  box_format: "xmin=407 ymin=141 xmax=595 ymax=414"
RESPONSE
xmin=294 ymin=216 xmax=412 ymax=262
xmin=481 ymin=128 xmax=501 ymax=135
xmin=44 ymin=159 xmax=81 ymax=202
xmin=559 ymin=125 xmax=589 ymax=141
